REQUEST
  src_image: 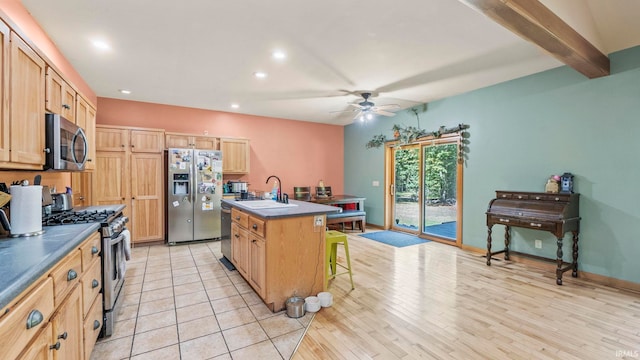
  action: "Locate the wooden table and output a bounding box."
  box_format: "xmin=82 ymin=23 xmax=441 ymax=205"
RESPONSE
xmin=309 ymin=195 xmax=366 ymax=232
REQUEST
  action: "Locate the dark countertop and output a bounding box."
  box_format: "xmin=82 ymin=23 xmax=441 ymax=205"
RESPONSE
xmin=0 ymin=204 xmax=125 ymax=310
xmin=222 ymin=199 xmax=339 ymax=219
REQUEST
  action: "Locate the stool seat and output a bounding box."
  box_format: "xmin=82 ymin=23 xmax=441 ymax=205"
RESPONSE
xmin=325 ymin=230 xmax=354 ymax=290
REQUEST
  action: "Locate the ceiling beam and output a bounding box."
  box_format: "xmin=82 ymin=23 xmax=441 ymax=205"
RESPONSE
xmin=460 ymin=0 xmax=610 ymax=78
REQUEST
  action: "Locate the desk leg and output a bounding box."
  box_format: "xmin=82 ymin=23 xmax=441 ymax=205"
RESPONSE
xmin=572 ymin=231 xmax=579 ymax=278
xmin=556 ymin=237 xmax=564 ymax=285
xmin=486 ymin=226 xmax=493 ymax=266
xmin=504 ymin=225 xmax=511 ymax=261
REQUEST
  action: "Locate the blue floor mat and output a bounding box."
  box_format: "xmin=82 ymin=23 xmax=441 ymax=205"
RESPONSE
xmin=360 ymin=231 xmax=430 ymax=248
xmin=424 ymin=221 xmax=457 ymax=239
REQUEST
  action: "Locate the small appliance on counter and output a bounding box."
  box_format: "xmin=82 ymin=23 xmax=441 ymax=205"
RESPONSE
xmin=9 ymin=184 xmax=44 ymax=237
xmin=51 ymin=193 xmax=73 ymax=212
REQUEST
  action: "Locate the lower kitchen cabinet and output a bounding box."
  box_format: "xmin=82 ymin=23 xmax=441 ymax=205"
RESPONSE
xmin=0 ymin=233 xmax=102 ymax=360
xmin=229 ymin=207 xmax=325 ymax=311
xmin=51 ymin=286 xmax=83 ymax=360
xmin=231 ymin=222 xmax=249 ymax=278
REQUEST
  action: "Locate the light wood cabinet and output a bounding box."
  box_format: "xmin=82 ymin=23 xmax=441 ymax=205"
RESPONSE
xmin=130 ymin=152 xmax=164 ymax=242
xmin=50 ymin=286 xmax=83 ymax=360
xmin=45 ymin=67 xmax=75 ymax=122
xmin=0 ymin=20 xmax=10 ymax=163
xmin=75 ymin=95 xmax=96 ymax=170
xmin=70 ymin=172 xmax=92 ymax=208
xmin=18 ymin=322 xmax=54 ymax=360
xmin=94 ymin=125 xmax=165 ymax=244
xmin=231 ymin=209 xmax=266 ymax=299
xmin=228 ymin=206 xmax=326 ymax=311
xmin=0 ymin=233 xmax=102 ymax=360
xmin=165 ymin=132 xmax=218 ymax=150
xmin=220 ymin=138 xmax=250 ymax=174
xmin=231 ymin=221 xmax=249 ymax=278
xmin=7 ymin=31 xmax=45 ymax=169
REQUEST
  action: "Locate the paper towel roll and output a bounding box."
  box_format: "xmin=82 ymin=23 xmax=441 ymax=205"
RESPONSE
xmin=10 ymin=185 xmax=43 ymax=236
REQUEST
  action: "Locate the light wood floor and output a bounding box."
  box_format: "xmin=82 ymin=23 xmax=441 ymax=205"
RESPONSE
xmin=294 ymin=233 xmax=640 ymax=360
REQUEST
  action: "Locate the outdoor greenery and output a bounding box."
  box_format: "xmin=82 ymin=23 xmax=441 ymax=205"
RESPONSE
xmin=394 ymin=144 xmax=457 ymax=203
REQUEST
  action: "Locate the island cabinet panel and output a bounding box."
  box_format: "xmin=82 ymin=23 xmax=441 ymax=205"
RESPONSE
xmin=229 ymin=206 xmax=326 ymax=312
xmin=263 ymin=216 xmax=325 ymax=311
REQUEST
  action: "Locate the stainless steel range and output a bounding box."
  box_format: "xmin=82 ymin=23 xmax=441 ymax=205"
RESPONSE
xmin=43 ymin=206 xmax=128 ymax=338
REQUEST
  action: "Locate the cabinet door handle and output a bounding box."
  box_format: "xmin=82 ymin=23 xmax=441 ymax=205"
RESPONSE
xmin=252 ymin=239 xmax=257 ymax=243
xmin=50 ymin=342 xmax=61 ymax=351
xmin=91 ymin=246 xmax=99 ymax=255
xmin=92 ymin=279 xmax=100 ymax=288
xmin=58 ymin=331 xmax=68 ymax=340
xmin=43 ymin=148 xmax=51 ymax=153
xmin=26 ymin=309 xmax=43 ymax=329
xmin=252 ymin=224 xmax=258 ymax=230
xmin=67 ymin=269 xmax=78 ymax=281
xmin=235 ymin=216 xmax=240 ymax=220
xmin=499 ymin=218 xmax=510 ymax=223
xmin=234 ymin=233 xmax=239 ymax=238
xmin=93 ymin=320 xmax=101 ymax=330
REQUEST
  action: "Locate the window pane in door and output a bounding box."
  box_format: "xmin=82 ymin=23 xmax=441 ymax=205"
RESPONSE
xmin=423 ymin=143 xmax=457 ymax=240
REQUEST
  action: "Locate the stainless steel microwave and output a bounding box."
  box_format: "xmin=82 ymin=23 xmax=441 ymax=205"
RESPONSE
xmin=44 ymin=113 xmax=88 ymax=171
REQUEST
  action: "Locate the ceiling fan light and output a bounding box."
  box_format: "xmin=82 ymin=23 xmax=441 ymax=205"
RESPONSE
xmin=359 ymin=115 xmax=365 ymax=122
xmin=366 ymin=113 xmax=373 ymax=120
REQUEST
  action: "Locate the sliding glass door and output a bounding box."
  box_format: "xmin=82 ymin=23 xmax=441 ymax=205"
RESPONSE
xmin=388 ymin=136 xmax=461 ymax=244
xmin=391 ymin=145 xmax=420 ymax=233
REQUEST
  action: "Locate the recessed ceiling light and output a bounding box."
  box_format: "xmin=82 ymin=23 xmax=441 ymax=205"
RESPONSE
xmin=231 ymin=103 xmax=239 ymax=109
xmin=91 ymin=39 xmax=110 ymax=51
xmin=119 ymin=89 xmax=131 ymax=94
xmin=272 ymin=50 xmax=286 ymax=60
xmin=253 ymin=71 xmax=267 ymax=79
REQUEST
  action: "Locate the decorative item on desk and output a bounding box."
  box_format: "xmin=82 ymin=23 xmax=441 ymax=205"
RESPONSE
xmin=545 ymin=175 xmax=560 ymax=193
xmin=560 ymin=172 xmax=574 ymax=193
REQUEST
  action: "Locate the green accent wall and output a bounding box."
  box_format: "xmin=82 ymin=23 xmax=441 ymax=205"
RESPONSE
xmin=345 ymin=45 xmax=640 ymax=284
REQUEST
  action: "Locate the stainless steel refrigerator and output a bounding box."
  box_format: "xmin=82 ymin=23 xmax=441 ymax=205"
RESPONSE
xmin=167 ymin=148 xmax=223 ymax=244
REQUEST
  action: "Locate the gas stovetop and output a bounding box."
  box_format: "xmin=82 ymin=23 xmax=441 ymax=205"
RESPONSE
xmin=43 ymin=209 xmax=117 ymax=226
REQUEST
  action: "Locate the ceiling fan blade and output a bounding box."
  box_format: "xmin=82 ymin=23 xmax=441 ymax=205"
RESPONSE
xmin=375 ymin=104 xmax=400 ymax=110
xmin=348 ymin=103 xmax=364 ymax=109
xmin=352 ymin=111 xmax=364 ymax=120
xmin=373 ymin=110 xmax=396 ymax=117
xmin=329 ymin=108 xmax=358 ymax=114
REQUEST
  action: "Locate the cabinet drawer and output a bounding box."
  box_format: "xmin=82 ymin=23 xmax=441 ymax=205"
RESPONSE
xmin=489 ymin=215 xmax=516 ymax=226
xmin=0 ymin=277 xmax=54 ymax=360
xmin=232 ymin=208 xmax=249 ymax=228
xmin=79 ymin=232 xmax=101 ymax=272
xmin=83 ymin=294 xmax=103 ymax=360
xmin=519 ymin=219 xmax=557 ymax=232
xmin=81 ymin=258 xmax=102 ymax=318
xmin=249 ymin=216 xmax=265 ymax=237
xmin=50 ymin=250 xmax=82 ymax=306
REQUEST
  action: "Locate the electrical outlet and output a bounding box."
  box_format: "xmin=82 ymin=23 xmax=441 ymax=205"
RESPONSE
xmin=372 ymin=180 xmax=380 ymax=187
xmin=534 ymin=239 xmax=542 ymax=249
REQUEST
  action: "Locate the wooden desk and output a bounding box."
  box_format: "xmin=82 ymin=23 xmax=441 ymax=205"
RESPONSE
xmin=486 ymin=190 xmax=580 ymax=285
xmin=310 ymin=195 xmax=366 ymax=232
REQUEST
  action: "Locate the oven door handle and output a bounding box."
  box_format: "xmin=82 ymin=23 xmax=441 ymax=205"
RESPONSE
xmin=109 ymin=233 xmax=125 ymax=247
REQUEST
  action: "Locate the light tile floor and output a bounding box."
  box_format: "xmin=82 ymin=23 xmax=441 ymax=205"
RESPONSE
xmin=91 ymin=240 xmax=314 ymax=360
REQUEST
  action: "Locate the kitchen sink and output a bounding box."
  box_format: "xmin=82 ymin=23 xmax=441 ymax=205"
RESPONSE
xmin=237 ymin=200 xmax=298 ymax=209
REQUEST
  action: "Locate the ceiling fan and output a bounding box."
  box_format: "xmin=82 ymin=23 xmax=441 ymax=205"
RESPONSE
xmin=333 ymin=92 xmax=400 ymax=121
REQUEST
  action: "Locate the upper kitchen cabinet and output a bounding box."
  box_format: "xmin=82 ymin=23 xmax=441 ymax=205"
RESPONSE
xmin=165 ymin=132 xmax=218 ymax=150
xmin=76 ymin=95 xmax=96 ymax=170
xmin=95 ymin=127 xmax=128 ymax=152
xmin=45 ymin=66 xmax=76 ymax=122
xmin=130 ymin=129 xmax=164 ymax=153
xmin=0 ymin=21 xmax=9 ymax=163
xmin=7 ymin=31 xmax=45 ymax=169
xmin=220 ymin=138 xmax=250 ymax=174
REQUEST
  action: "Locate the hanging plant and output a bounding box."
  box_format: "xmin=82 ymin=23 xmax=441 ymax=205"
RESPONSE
xmin=367 ymin=123 xmax=469 ymax=148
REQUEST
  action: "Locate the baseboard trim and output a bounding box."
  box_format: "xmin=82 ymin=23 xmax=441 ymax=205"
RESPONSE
xmin=461 ymin=244 xmax=640 ymax=294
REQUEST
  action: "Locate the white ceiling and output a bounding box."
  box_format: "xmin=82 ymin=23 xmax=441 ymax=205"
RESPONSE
xmin=21 ymin=0 xmax=640 ymax=125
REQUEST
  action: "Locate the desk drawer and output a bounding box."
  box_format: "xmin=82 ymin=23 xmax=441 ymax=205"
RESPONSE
xmin=231 ymin=208 xmax=249 ymax=228
xmin=519 ymin=219 xmax=556 ymax=232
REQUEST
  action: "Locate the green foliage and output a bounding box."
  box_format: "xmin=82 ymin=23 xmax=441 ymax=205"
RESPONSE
xmin=423 ymin=144 xmax=457 ymax=201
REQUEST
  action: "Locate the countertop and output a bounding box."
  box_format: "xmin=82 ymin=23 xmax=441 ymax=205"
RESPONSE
xmin=222 ymin=199 xmax=339 ymax=219
xmin=0 ymin=204 xmax=125 ymax=311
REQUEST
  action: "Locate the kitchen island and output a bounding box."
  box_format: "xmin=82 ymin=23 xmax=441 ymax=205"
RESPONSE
xmin=222 ymin=199 xmax=339 ymax=312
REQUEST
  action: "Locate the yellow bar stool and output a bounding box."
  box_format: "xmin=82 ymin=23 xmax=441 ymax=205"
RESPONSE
xmin=325 ymin=230 xmax=355 ymax=290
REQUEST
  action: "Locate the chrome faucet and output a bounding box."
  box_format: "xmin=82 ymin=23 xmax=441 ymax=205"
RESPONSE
xmin=265 ymin=175 xmax=284 ymax=203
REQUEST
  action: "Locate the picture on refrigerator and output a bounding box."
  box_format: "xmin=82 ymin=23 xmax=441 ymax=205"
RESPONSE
xmin=167 ymin=148 xmax=223 ymax=244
